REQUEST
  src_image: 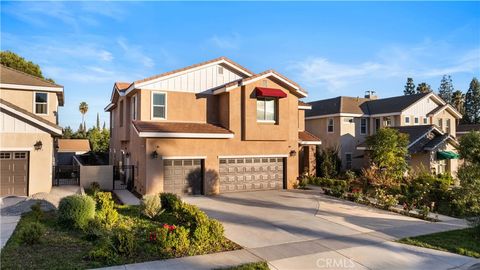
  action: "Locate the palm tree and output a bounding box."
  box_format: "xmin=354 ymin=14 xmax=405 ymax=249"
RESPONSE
xmin=79 ymin=102 xmax=89 ymax=132
xmin=452 ymin=90 xmax=465 ymax=114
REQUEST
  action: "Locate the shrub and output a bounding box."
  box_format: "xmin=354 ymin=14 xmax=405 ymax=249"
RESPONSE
xmin=87 ymin=237 xmax=117 ymax=263
xmin=468 ymin=217 xmax=480 ymax=238
xmin=140 ymin=194 xmax=165 ymax=219
xmin=418 ymin=205 xmax=430 ymax=219
xmin=316 ymin=146 xmax=341 ymax=178
xmin=374 ymin=189 xmax=398 ymax=209
xmin=94 ymin=192 xmax=118 ymax=229
xmin=58 ymin=195 xmax=96 ymax=230
xmin=160 ymin=193 xmax=182 ymax=212
xmin=156 ymin=225 xmax=191 ymax=256
xmin=344 ymin=170 xmax=356 ymax=181
xmin=30 ymin=202 xmax=44 ymax=221
xmin=84 ymin=218 xmax=106 ymax=241
xmin=87 ymin=182 xmax=101 ymax=196
xmin=18 ymin=222 xmax=46 ymax=245
xmin=112 ymin=228 xmax=136 ymax=257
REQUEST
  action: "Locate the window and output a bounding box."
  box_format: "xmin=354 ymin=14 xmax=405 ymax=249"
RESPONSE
xmin=34 ymin=92 xmax=48 ymax=114
xmin=405 ymin=116 xmax=410 ymax=124
xmin=131 ymin=95 xmax=137 ymax=120
xmin=374 ymin=118 xmax=381 ymax=133
xmin=152 ymin=92 xmax=166 ymax=119
xmin=0 ymin=152 xmax=11 ymax=159
xmin=360 ymin=118 xmax=368 ymax=135
xmin=414 ymin=117 xmax=419 ymax=125
xmin=119 ymin=100 xmax=124 ymax=127
xmin=384 ymin=117 xmax=392 ymax=127
xmin=218 ymin=66 xmax=224 ymax=74
xmin=345 ymin=153 xmax=352 ymax=170
xmin=327 ymin=118 xmax=334 ymax=133
xmin=256 ymin=98 xmax=276 ymax=122
xmin=438 ymin=160 xmax=446 ymax=174
xmin=14 ymin=152 xmax=26 ymax=159
xmin=438 ymin=118 xmax=443 ymax=130
xmin=446 ymin=119 xmax=451 ymax=134
xmin=423 ymin=117 xmax=428 ymax=124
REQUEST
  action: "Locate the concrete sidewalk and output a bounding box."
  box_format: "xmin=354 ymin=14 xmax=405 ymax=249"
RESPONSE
xmin=97 ymin=249 xmax=262 ymax=270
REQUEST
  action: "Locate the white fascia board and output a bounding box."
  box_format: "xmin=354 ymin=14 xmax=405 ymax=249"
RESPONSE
xmin=162 ymin=156 xmax=207 ymax=160
xmin=406 ymin=126 xmax=437 ymax=148
xmin=428 ymin=104 xmax=462 ymax=119
xmin=218 ymin=154 xmax=288 ymax=159
xmin=299 ymin=141 xmax=322 ymax=145
xmin=305 ymin=113 xmax=363 ymax=120
xmin=137 ymin=132 xmax=234 ymax=138
xmin=298 ymin=105 xmax=312 ymax=110
xmin=369 ymin=112 xmax=401 ymax=117
xmin=0 ymin=147 xmax=33 ymax=151
xmin=0 ymin=103 xmax=62 ymax=135
xmin=104 ymin=103 xmax=115 ymax=112
xmin=0 ymin=83 xmax=63 ymax=92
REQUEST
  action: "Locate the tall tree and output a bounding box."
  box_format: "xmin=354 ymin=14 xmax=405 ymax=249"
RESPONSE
xmin=464 ymin=77 xmax=480 ymax=124
xmin=416 ymin=82 xmax=432 ymax=94
xmin=452 ymin=90 xmax=465 ymax=115
xmin=404 ymin=77 xmax=416 ymax=95
xmin=79 ymin=102 xmax=89 ymax=131
xmin=62 ymin=126 xmax=73 ymax=139
xmin=438 ymin=75 xmax=454 ymax=104
xmin=0 ymin=50 xmax=54 ymax=82
xmin=96 ymin=113 xmax=100 ymax=130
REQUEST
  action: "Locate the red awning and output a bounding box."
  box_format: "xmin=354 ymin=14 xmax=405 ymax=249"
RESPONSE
xmin=255 ymin=87 xmax=287 ymax=98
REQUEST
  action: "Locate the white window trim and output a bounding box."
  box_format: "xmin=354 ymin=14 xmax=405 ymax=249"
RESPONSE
xmin=131 ymin=94 xmax=137 ymax=120
xmin=256 ymin=98 xmax=277 ymax=123
xmin=151 ymin=91 xmax=167 ymax=120
xmin=33 ymin=91 xmax=49 ymax=115
xmin=327 ymin=118 xmax=334 ymax=133
xmin=423 ymin=117 xmax=429 ymax=124
xmin=360 ymin=118 xmax=368 ymax=135
xmin=414 ymin=117 xmax=419 ymax=125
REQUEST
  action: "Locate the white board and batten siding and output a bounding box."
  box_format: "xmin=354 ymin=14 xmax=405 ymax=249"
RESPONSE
xmin=140 ymin=64 xmax=245 ymax=94
xmin=403 ymin=96 xmax=441 ymax=116
xmin=0 ymin=111 xmax=45 ymax=134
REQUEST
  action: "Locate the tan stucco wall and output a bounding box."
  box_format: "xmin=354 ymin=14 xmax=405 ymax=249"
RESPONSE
xmin=0 ymin=133 xmax=54 ymax=195
xmin=0 ymin=89 xmax=59 ymax=124
xmin=77 ymin=164 xmax=113 ymax=191
xmin=298 ymin=110 xmax=305 ymax=131
xmin=432 ymin=110 xmax=457 ymax=136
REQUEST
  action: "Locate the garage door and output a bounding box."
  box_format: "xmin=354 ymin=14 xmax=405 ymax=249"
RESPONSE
xmin=219 ymin=157 xmax=284 ymax=193
xmin=163 ymin=159 xmax=203 ymax=195
xmin=1 ymin=151 xmax=29 ymax=196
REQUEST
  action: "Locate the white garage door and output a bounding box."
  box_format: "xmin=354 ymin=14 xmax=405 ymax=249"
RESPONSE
xmin=219 ymin=157 xmax=284 ymax=193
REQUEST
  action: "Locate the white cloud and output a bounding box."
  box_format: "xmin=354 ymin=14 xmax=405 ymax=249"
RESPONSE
xmin=117 ymin=38 xmax=155 ymax=68
xmin=209 ymin=33 xmax=241 ymax=49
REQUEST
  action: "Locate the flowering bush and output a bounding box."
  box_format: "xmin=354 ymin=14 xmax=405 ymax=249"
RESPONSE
xmin=374 ymin=189 xmax=398 ymax=209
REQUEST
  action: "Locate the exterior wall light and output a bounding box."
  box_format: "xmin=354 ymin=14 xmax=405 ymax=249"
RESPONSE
xmin=34 ymin=140 xmax=43 ymax=150
xmin=151 ymin=146 xmax=159 ymax=159
xmin=289 ymin=150 xmax=296 ymax=157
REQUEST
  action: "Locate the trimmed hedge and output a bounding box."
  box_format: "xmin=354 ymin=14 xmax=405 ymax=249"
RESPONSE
xmin=160 ymin=193 xmax=182 ymax=212
xmin=58 ymin=195 xmax=96 ymax=230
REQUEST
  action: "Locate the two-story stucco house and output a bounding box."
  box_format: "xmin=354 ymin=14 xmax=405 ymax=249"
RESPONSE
xmin=306 ymin=91 xmax=462 ymax=176
xmin=105 ymin=57 xmax=320 ymax=195
xmin=0 ymin=65 xmax=64 ymax=196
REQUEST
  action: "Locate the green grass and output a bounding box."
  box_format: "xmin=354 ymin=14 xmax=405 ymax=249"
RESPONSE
xmin=1 ymin=204 xmax=240 ymax=270
xmin=397 ymin=228 xmax=480 ymax=258
xmin=215 ymin=261 xmax=270 ymax=270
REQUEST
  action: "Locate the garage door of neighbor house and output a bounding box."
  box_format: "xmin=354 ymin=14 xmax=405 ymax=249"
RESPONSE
xmin=163 ymin=159 xmax=203 ymax=195
xmin=219 ymin=157 xmax=284 ymax=193
xmin=0 ymin=151 xmax=29 ymax=196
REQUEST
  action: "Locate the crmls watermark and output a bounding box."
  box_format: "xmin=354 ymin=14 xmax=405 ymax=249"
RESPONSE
xmin=316 ymin=258 xmax=356 ymax=268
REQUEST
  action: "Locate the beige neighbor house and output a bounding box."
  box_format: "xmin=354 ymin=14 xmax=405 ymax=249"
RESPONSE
xmin=0 ymin=65 xmax=64 ymax=196
xmin=306 ymin=91 xmax=462 ymax=176
xmin=105 ymin=57 xmax=320 ymax=196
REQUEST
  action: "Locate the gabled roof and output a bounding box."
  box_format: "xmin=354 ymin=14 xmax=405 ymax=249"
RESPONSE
xmin=0 ymin=65 xmax=64 ymax=106
xmin=298 ymin=131 xmax=322 ymax=145
xmin=364 ymin=93 xmax=430 ymax=115
xmin=298 ymin=100 xmax=312 ymax=110
xmin=0 ymin=98 xmax=62 ymax=136
xmin=134 ymin=56 xmax=253 ymax=85
xmin=217 ymin=69 xmax=307 ymax=97
xmin=306 ymin=96 xmax=369 ymax=117
xmin=457 ymin=124 xmax=480 ymax=134
xmin=58 ymin=139 xmax=91 ymax=152
xmin=132 ymin=121 xmax=234 ymax=138
xmin=114 ymin=82 xmax=131 ymax=92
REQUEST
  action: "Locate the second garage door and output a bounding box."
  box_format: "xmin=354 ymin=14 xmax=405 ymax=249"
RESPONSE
xmin=219 ymin=157 xmax=284 ymax=193
xmin=1 ymin=151 xmax=29 ymax=196
xmin=163 ymin=159 xmax=203 ymax=195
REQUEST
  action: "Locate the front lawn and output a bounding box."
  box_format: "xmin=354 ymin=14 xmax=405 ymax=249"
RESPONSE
xmin=397 ymin=228 xmax=480 ymax=258
xmin=0 ymin=192 xmax=240 ymax=269
xmin=216 ymin=261 xmax=270 ymax=270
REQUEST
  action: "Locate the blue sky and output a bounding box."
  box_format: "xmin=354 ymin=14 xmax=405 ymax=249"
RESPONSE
xmin=1 ymin=1 xmax=479 ymax=129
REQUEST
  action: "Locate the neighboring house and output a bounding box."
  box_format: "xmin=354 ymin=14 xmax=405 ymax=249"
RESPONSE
xmin=0 ymin=65 xmax=64 ymax=196
xmin=105 ymin=57 xmax=320 ymax=195
xmin=57 ymin=139 xmax=91 ymax=165
xmin=306 ymin=91 xmax=462 ymax=176
xmin=456 ymin=124 xmax=480 ymax=138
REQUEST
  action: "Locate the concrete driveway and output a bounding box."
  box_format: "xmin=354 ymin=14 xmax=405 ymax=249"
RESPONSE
xmin=184 ymin=190 xmax=480 ymax=270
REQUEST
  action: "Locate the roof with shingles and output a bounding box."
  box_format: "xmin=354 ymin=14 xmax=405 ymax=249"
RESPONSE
xmin=132 ymin=121 xmax=233 ymax=134
xmin=58 ymin=139 xmax=91 ymax=152
xmin=457 ymin=124 xmax=480 ymax=133
xmin=298 ymin=131 xmax=321 ymax=142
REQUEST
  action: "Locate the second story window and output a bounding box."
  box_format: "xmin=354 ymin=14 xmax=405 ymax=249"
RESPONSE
xmin=327 ymin=118 xmax=334 ymax=133
xmin=405 ymin=116 xmax=410 ymax=124
xmin=152 ymin=92 xmax=166 ymax=119
xmin=360 ymin=118 xmax=368 ymax=135
xmin=446 ymin=119 xmax=451 ymax=134
xmin=119 ymin=100 xmax=124 ymax=127
xmin=423 ymin=117 xmax=428 ymax=124
xmin=131 ymin=95 xmax=137 ymax=120
xmin=438 ymin=118 xmax=443 ymax=130
xmin=34 ymin=92 xmax=48 ymax=115
xmin=414 ymin=117 xmax=419 ymax=125
xmin=256 ymin=98 xmax=276 ymax=122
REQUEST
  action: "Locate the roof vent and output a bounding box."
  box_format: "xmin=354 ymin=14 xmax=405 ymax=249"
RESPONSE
xmin=365 ymin=90 xmax=378 ymax=100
